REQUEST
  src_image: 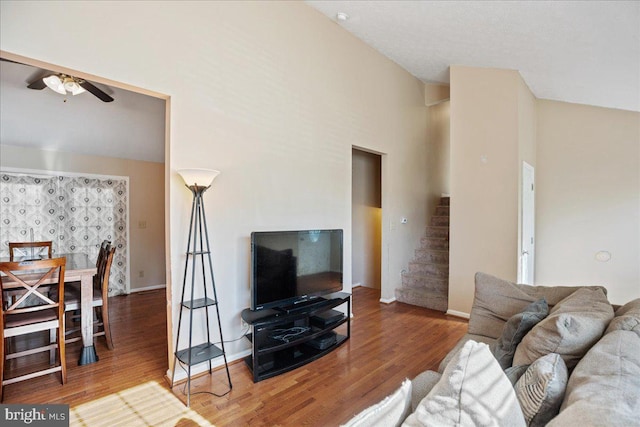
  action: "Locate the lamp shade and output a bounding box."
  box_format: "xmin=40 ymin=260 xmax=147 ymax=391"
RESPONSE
xmin=177 ymin=168 xmax=220 ymax=187
xmin=43 ymin=75 xmax=66 ymax=95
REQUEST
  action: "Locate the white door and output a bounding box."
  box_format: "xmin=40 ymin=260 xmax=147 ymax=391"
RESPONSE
xmin=520 ymin=162 xmax=535 ymax=284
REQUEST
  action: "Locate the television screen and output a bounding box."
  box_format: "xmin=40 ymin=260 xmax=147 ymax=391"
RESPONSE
xmin=251 ymin=229 xmax=343 ymax=311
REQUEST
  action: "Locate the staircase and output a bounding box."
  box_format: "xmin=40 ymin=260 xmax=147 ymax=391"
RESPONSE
xmin=395 ymin=196 xmax=449 ymax=312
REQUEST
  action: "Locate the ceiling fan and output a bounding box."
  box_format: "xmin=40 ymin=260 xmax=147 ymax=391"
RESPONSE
xmin=27 ymin=73 xmax=114 ymax=102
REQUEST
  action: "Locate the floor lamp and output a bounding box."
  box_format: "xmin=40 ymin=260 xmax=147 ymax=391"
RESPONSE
xmin=172 ymin=168 xmax=232 ymax=407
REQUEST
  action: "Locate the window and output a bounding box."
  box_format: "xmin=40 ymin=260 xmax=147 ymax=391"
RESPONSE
xmin=0 ymin=173 xmax=128 ymax=295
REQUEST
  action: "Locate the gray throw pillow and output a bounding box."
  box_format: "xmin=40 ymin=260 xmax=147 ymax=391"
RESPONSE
xmin=491 ymin=298 xmax=549 ymax=369
xmin=513 ymin=287 xmax=614 ymax=370
xmin=515 ymin=353 xmax=568 ymax=427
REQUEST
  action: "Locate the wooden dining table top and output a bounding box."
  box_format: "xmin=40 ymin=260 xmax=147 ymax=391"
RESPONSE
xmin=0 ymin=252 xmax=96 ymax=287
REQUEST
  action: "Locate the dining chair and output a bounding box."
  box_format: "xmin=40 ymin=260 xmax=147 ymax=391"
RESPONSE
xmin=8 ymin=241 xmax=53 ymax=261
xmin=95 ymin=240 xmax=111 ymax=286
xmin=0 ymin=257 xmax=67 ymax=401
xmin=65 ymin=245 xmax=116 ymax=350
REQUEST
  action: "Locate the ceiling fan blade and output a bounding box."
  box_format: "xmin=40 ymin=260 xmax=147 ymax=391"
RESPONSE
xmin=27 ymin=77 xmax=48 ymax=90
xmin=79 ymin=80 xmax=114 ymax=102
xmin=0 ymin=57 xmax=23 ymax=64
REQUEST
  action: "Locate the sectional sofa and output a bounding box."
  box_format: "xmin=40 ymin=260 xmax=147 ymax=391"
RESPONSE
xmin=343 ymin=272 xmax=640 ymax=426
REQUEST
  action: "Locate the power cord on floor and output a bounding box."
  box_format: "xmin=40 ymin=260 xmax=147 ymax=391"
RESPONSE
xmin=174 ymin=324 xmax=250 ymax=399
xmin=175 ymin=359 xmax=232 ymax=399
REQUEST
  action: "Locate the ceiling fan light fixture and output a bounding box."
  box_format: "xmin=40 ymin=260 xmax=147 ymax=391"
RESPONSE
xmin=64 ymin=78 xmax=86 ymax=96
xmin=43 ymin=74 xmax=66 ymax=95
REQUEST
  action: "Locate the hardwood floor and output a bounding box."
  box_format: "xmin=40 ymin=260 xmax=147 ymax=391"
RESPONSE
xmin=3 ymin=287 xmax=468 ymax=426
xmin=2 ymin=289 xmax=168 ymax=404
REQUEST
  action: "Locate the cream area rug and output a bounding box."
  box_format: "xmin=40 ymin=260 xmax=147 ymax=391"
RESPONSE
xmin=70 ymin=381 xmax=213 ymax=427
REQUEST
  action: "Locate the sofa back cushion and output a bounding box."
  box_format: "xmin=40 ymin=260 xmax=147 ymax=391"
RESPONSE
xmin=546 ymin=330 xmax=640 ymax=427
xmin=513 ymin=287 xmax=613 ymax=370
xmin=468 ymin=273 xmax=608 ymax=339
xmin=605 ymin=298 xmax=640 ymax=337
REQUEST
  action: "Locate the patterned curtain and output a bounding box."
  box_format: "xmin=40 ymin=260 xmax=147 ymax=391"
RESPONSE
xmin=0 ymin=173 xmax=128 ymax=296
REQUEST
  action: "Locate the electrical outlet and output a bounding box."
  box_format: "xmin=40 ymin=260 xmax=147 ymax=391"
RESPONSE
xmin=138 ymin=270 xmax=144 ymax=278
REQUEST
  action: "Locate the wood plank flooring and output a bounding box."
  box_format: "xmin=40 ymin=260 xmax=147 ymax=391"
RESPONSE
xmin=3 ymin=287 xmax=468 ymax=426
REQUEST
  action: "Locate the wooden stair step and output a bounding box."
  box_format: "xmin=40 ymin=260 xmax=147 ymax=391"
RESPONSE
xmin=440 ymin=197 xmax=450 ymax=206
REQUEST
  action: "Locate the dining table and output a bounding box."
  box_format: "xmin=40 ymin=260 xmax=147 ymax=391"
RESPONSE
xmin=0 ymin=252 xmax=100 ymax=366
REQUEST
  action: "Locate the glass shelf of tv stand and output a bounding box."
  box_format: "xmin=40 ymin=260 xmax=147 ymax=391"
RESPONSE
xmin=246 ymin=315 xmax=349 ymax=355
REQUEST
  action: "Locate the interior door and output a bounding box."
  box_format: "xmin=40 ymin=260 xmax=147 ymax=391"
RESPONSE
xmin=519 ymin=162 xmax=535 ymax=284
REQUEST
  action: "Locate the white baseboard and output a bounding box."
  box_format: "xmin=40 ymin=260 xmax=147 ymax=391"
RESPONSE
xmin=352 ymin=283 xmax=362 ymax=288
xmin=167 ymin=348 xmax=251 ymax=384
xmin=129 ymin=284 xmax=166 ymax=293
xmin=379 ymin=296 xmax=396 ymax=304
xmin=446 ymin=309 xmax=470 ymax=319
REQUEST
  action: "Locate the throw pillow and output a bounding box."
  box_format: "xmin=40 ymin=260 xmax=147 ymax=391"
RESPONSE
xmin=514 ymin=353 xmax=568 ymax=427
xmin=491 ymin=298 xmax=549 ymax=369
xmin=403 ymin=340 xmax=526 ymax=427
xmin=513 ymin=287 xmax=613 ymax=370
xmin=605 ymin=298 xmax=640 ymax=337
xmin=341 ymin=379 xmax=412 ymax=427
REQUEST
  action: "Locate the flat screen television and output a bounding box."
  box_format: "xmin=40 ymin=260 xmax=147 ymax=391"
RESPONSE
xmin=251 ymin=229 xmax=343 ymax=311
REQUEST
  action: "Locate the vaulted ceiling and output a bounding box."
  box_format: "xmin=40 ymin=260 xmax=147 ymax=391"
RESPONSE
xmin=307 ymin=1 xmax=640 ymax=112
xmin=2 ymin=2 xmax=637 ymax=165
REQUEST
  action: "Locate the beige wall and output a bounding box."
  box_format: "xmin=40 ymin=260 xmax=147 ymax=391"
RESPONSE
xmin=449 ymin=66 xmax=535 ymax=315
xmin=427 ymin=100 xmax=451 ymax=196
xmin=352 ymin=149 xmax=381 ymax=289
xmin=0 ymin=1 xmax=435 ymax=365
xmin=0 ymin=145 xmax=166 ymax=291
xmin=536 ymin=100 xmax=640 ymax=304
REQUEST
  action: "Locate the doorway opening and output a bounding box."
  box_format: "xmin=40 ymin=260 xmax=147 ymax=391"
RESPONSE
xmin=351 ymin=148 xmax=382 ymax=295
xmin=0 ymin=51 xmax=171 ymax=378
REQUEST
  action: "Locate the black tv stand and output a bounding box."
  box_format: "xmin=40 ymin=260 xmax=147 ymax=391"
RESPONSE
xmin=241 ymin=292 xmax=350 ymax=382
xmin=276 ymin=297 xmax=332 ymax=314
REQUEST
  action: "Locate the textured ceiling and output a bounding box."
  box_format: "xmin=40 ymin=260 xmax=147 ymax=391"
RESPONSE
xmin=306 ymin=0 xmax=640 ymax=112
